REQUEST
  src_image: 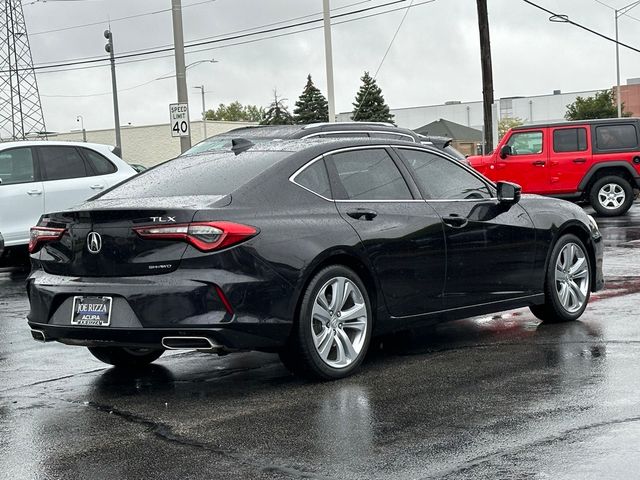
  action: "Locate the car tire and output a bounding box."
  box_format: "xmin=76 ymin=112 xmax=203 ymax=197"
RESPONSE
xmin=87 ymin=346 xmax=164 ymax=368
xmin=530 ymin=234 xmax=591 ymax=323
xmin=279 ymin=265 xmax=373 ymax=380
xmin=589 ymin=175 xmax=634 ymax=217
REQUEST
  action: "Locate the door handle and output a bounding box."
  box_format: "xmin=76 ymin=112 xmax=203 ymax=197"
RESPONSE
xmin=573 ymin=158 xmax=587 ymax=164
xmin=346 ymin=209 xmax=378 ymax=221
xmin=531 ymin=161 xmax=546 ymax=167
xmin=27 ymin=189 xmax=42 ymax=196
xmin=90 ymin=184 xmax=105 ymax=190
xmin=443 ymin=215 xmax=468 ymax=229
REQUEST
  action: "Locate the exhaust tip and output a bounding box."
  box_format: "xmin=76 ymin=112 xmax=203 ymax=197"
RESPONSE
xmin=31 ymin=329 xmax=47 ymax=342
xmin=161 ymin=336 xmax=221 ymax=351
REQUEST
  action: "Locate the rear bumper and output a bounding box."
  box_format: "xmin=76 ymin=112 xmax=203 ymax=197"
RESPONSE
xmin=27 ymin=322 xmax=285 ymax=351
xmin=26 ymin=266 xmax=295 ymax=351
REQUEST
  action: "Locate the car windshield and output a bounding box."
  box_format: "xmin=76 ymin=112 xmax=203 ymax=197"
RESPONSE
xmin=99 ymin=150 xmax=290 ymax=198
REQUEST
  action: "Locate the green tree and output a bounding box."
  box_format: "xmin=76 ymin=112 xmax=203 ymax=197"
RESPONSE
xmin=205 ymin=102 xmax=265 ymax=122
xmin=293 ymin=74 xmax=329 ymax=124
xmin=498 ymin=117 xmax=524 ymax=140
xmin=260 ymin=90 xmax=294 ymax=125
xmin=244 ymin=104 xmax=265 ymax=122
xmin=351 ymin=71 xmax=394 ymax=123
xmin=565 ymin=89 xmax=631 ymax=120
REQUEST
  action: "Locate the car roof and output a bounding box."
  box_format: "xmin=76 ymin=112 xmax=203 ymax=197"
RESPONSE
xmin=223 ymin=122 xmax=417 ymax=138
xmin=223 ymin=137 xmax=442 ymax=158
xmin=512 ymin=117 xmax=640 ymax=131
xmin=0 ymin=140 xmax=115 ymax=150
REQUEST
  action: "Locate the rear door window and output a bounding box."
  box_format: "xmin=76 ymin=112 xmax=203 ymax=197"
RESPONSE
xmin=293 ymin=160 xmax=332 ymax=199
xmin=595 ymin=124 xmax=638 ymax=150
xmin=553 ymin=128 xmax=588 ymax=152
xmin=38 ymin=146 xmax=88 ymax=181
xmin=327 ymin=148 xmax=413 ymax=200
xmin=0 ymin=147 xmax=35 ymax=185
xmin=81 ymin=148 xmax=116 ymax=175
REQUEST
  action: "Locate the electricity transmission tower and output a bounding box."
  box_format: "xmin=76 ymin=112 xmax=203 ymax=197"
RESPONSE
xmin=0 ymin=0 xmax=46 ymax=141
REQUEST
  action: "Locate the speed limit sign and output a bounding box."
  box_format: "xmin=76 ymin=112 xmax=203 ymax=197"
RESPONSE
xmin=169 ymin=103 xmax=190 ymax=137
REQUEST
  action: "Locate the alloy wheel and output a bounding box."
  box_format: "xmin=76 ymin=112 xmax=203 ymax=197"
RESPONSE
xmin=597 ymin=183 xmax=626 ymax=210
xmin=554 ymin=242 xmax=589 ymax=314
xmin=311 ymin=276 xmax=368 ymax=369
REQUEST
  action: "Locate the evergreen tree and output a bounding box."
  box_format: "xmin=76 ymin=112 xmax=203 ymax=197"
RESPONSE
xmin=351 ymin=71 xmax=394 ymax=123
xmin=260 ymin=90 xmax=294 ymax=125
xmin=293 ymin=74 xmax=329 ymax=124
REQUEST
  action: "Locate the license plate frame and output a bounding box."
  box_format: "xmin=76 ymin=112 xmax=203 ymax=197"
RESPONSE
xmin=71 ymin=296 xmax=113 ymax=327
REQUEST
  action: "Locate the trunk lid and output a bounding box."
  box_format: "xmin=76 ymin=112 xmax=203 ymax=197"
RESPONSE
xmin=38 ymin=195 xmax=229 ymax=277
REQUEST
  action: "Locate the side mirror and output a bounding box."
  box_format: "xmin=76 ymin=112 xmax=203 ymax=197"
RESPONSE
xmin=497 ymin=181 xmax=521 ymax=205
xmin=499 ymin=145 xmax=512 ymax=159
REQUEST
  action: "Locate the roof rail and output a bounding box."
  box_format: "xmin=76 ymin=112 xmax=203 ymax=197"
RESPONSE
xmin=302 ymin=121 xmax=395 ymax=129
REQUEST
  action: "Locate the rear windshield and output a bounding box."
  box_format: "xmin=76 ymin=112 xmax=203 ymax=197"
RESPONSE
xmin=185 ymin=137 xmax=291 ymax=155
xmin=184 ymin=127 xmax=300 ymax=155
xmin=99 ymin=151 xmax=288 ymax=199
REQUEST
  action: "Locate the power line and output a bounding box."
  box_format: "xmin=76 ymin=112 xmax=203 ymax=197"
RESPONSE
xmin=31 ymin=0 xmax=372 ymax=66
xmin=523 ymin=0 xmax=640 ymax=54
xmin=6 ymin=0 xmax=408 ymax=74
xmin=354 ymin=0 xmax=422 ymax=120
xmin=27 ymin=0 xmax=217 ymax=36
xmin=591 ymin=0 xmax=640 ymax=22
xmin=37 ymin=0 xmax=436 ymax=88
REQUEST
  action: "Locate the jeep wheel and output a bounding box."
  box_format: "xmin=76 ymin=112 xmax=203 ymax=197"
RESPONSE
xmin=589 ymin=175 xmax=633 ymax=217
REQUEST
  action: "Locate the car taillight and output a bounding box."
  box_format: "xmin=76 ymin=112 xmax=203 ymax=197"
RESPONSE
xmin=133 ymin=222 xmax=257 ymax=252
xmin=29 ymin=227 xmax=66 ymax=254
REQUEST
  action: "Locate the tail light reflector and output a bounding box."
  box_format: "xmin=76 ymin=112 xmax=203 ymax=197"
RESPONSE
xmin=214 ymin=285 xmax=234 ymax=315
xmin=133 ymin=221 xmax=257 ymax=252
xmin=29 ymin=227 xmax=66 ymax=254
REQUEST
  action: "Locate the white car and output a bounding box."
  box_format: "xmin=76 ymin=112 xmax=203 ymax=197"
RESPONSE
xmin=0 ymin=141 xmax=136 ymax=249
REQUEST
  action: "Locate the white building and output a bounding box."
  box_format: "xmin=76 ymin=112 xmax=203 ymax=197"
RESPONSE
xmin=338 ymin=89 xmax=602 ymax=131
xmin=50 ymin=120 xmax=256 ymax=167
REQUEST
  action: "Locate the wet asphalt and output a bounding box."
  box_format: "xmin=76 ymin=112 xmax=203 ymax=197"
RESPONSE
xmin=1 ymin=206 xmax=640 ymax=480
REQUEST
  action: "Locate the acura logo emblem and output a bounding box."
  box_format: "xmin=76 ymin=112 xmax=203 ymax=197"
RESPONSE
xmin=87 ymin=232 xmax=102 ymax=254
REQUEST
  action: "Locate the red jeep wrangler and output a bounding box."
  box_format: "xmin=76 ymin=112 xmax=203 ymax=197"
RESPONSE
xmin=468 ymin=118 xmax=640 ymax=216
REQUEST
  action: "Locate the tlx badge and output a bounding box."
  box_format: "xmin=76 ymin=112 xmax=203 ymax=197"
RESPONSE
xmin=150 ymin=216 xmax=176 ymax=223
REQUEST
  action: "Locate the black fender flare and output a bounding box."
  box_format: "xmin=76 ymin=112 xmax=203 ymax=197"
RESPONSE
xmin=578 ymin=161 xmax=640 ymax=191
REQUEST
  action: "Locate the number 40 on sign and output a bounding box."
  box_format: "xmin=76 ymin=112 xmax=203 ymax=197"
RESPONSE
xmin=169 ymin=103 xmax=190 ymax=137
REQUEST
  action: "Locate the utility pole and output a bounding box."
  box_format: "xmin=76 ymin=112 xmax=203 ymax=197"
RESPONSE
xmin=193 ymin=85 xmax=207 ymax=139
xmin=615 ymin=1 xmax=640 ymax=118
xmin=323 ymin=0 xmax=336 ymax=122
xmin=104 ymin=29 xmax=122 ymax=155
xmin=476 ymin=0 xmax=494 ymax=152
xmin=172 ymin=0 xmax=191 ymax=151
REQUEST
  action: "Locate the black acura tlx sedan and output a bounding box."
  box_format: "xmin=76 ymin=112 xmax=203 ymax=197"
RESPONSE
xmin=26 ymin=139 xmax=604 ymax=379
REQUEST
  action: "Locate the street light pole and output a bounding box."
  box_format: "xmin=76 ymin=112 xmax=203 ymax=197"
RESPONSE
xmin=104 ymin=30 xmax=122 ymax=155
xmin=323 ymin=0 xmax=336 ymax=122
xmin=193 ymin=85 xmax=207 ymax=139
xmin=615 ymin=1 xmax=640 ymax=118
xmin=171 ymin=0 xmax=191 ymax=152
xmin=76 ymin=115 xmax=86 ymax=142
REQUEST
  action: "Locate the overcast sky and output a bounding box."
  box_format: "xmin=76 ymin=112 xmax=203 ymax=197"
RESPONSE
xmin=20 ymin=0 xmax=640 ymax=133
